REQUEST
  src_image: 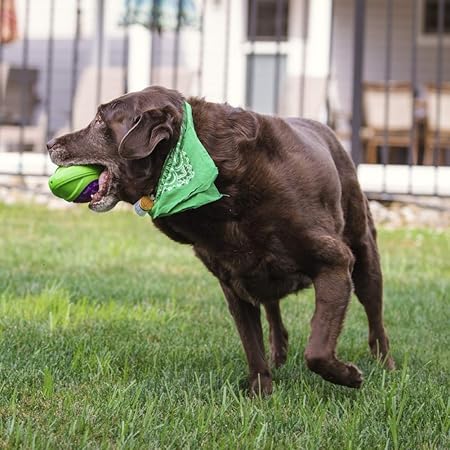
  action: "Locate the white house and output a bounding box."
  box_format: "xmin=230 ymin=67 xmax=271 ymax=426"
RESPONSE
xmin=1 ymin=0 xmax=450 ymax=196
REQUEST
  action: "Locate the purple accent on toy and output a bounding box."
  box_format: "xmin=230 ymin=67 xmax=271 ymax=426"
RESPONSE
xmin=73 ymin=180 xmax=99 ymax=203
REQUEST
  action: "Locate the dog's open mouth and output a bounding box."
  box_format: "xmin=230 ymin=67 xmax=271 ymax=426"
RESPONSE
xmin=89 ymin=167 xmax=112 ymax=207
xmin=87 ymin=166 xmax=119 ymax=212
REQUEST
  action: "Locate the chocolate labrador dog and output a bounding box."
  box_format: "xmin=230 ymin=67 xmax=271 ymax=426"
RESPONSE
xmin=47 ymin=86 xmax=394 ymax=395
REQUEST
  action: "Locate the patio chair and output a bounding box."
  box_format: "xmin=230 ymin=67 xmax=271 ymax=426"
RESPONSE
xmin=0 ymin=63 xmax=46 ymax=151
xmin=424 ymin=83 xmax=450 ymax=165
xmin=363 ymin=82 xmax=417 ymax=164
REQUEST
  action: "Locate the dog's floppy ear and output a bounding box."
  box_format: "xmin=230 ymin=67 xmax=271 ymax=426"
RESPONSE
xmin=118 ymin=105 xmax=177 ymax=160
xmin=228 ymin=109 xmax=259 ymax=144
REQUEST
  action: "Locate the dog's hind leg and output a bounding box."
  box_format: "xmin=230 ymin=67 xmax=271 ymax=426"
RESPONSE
xmin=221 ymin=282 xmax=272 ymax=396
xmin=264 ymin=300 xmax=289 ymax=368
xmin=351 ymin=228 xmax=395 ymax=370
xmin=304 ymin=237 xmax=363 ymax=388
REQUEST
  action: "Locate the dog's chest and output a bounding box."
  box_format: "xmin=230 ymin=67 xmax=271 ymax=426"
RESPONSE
xmin=194 ymin=228 xmax=312 ymax=304
xmin=155 ymin=213 xmax=312 ymax=303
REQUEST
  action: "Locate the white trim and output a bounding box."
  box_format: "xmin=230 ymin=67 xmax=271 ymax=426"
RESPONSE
xmin=242 ymin=41 xmax=291 ymax=54
xmin=0 ymin=152 xmax=56 ymax=175
xmin=358 ymin=164 xmax=450 ymax=196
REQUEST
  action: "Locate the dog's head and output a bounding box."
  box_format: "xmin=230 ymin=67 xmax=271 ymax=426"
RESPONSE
xmin=47 ymin=86 xmax=184 ymax=212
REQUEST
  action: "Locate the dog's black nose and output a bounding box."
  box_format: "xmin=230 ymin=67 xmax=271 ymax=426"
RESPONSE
xmin=46 ymin=138 xmax=57 ymax=150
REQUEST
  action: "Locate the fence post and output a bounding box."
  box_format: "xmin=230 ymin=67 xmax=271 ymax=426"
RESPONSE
xmin=95 ymin=0 xmax=105 ymax=106
xmin=351 ymin=0 xmax=366 ymax=166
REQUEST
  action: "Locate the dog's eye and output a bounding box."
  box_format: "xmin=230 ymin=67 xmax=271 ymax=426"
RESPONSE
xmin=95 ymin=116 xmax=104 ymax=126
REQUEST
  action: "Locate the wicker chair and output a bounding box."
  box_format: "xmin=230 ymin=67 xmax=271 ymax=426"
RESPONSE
xmin=0 ymin=63 xmax=45 ymax=152
xmin=363 ymin=82 xmax=417 ymax=164
xmin=424 ymin=83 xmax=450 ymax=165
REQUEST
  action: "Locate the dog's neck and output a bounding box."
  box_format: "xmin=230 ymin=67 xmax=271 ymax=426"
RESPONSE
xmin=135 ymin=102 xmax=222 ymax=218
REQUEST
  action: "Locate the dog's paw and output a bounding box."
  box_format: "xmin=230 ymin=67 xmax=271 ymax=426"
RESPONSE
xmin=343 ymin=362 xmax=364 ymax=388
xmin=249 ymin=373 xmax=273 ymax=397
xmin=306 ymin=354 xmax=364 ymax=388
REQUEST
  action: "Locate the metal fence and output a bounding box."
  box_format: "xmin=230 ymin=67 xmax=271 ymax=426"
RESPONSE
xmin=0 ymin=0 xmax=449 ymax=197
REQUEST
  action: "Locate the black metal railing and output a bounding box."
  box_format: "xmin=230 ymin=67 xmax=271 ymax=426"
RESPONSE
xmin=0 ymin=0 xmax=449 ymax=197
xmin=350 ymin=0 xmax=449 ymax=197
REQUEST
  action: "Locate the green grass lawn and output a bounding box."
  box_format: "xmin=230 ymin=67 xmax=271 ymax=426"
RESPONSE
xmin=0 ymin=203 xmax=448 ymax=449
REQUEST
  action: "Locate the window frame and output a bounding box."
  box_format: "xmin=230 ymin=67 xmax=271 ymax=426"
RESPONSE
xmin=418 ymin=0 xmax=450 ymax=46
xmin=246 ymin=0 xmax=290 ymax=42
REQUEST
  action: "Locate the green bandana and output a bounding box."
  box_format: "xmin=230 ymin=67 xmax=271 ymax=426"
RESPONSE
xmin=149 ymin=102 xmax=222 ymax=218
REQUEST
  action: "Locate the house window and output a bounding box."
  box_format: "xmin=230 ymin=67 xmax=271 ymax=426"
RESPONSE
xmin=245 ymin=1 xmax=290 ymax=114
xmin=246 ymin=54 xmax=287 ymax=114
xmin=423 ymin=0 xmax=450 ymax=34
xmin=247 ymin=0 xmax=289 ymax=41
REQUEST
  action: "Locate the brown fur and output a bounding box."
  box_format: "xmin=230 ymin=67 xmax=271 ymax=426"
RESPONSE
xmin=48 ymin=86 xmax=394 ymax=395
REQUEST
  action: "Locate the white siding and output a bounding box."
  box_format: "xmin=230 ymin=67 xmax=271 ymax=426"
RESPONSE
xmin=3 ymin=0 xmax=450 ymax=135
xmin=1 ymin=0 xmax=125 ymax=134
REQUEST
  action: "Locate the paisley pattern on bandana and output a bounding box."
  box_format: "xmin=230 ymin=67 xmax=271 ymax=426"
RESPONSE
xmin=157 ymin=146 xmax=195 ymax=196
xmin=149 ymin=102 xmax=222 ymax=219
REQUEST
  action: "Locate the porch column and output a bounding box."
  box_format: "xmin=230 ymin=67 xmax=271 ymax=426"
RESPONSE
xmin=128 ymin=24 xmax=151 ymax=91
xmin=351 ymin=0 xmax=366 ymax=166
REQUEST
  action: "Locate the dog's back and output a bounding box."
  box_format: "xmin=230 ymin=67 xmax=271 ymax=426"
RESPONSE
xmin=284 ymin=116 xmax=371 ymax=245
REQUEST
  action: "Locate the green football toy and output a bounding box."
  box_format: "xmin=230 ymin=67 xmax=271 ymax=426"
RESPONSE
xmin=48 ymin=165 xmax=103 ymax=203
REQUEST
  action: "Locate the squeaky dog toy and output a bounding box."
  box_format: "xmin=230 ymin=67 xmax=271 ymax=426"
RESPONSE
xmin=48 ymin=165 xmax=155 ymax=213
xmin=48 ymin=165 xmax=103 ymax=203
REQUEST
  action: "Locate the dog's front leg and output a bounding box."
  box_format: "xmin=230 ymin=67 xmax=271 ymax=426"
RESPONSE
xmin=220 ymin=282 xmax=272 ymax=396
xmin=264 ymin=300 xmax=289 ymax=368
